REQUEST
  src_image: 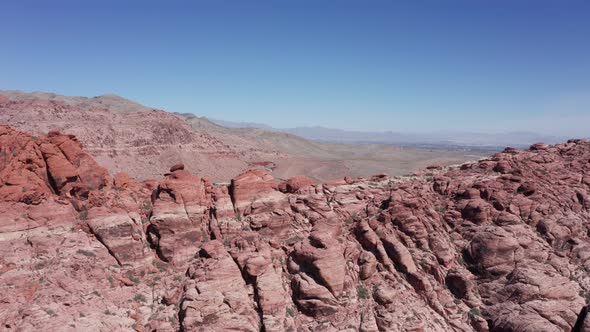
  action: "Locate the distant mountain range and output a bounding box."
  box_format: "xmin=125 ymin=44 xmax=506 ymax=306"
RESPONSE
xmin=208 ymin=119 xmax=570 ymax=149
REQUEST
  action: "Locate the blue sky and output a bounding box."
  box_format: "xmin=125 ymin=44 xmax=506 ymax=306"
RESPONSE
xmin=1 ymin=0 xmax=589 ymax=136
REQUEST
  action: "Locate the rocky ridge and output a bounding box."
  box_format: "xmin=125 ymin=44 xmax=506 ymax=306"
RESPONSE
xmin=1 ymin=124 xmax=590 ymax=331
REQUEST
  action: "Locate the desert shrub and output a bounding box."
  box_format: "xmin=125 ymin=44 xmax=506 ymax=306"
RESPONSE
xmin=468 ymin=307 xmax=481 ymax=317
xmin=76 ymin=249 xmax=96 ymax=257
xmin=141 ymin=201 xmax=152 ymax=210
xmin=357 ymin=286 xmax=370 ymax=300
xmin=286 ymin=307 xmax=297 ymax=318
xmin=128 ymin=275 xmax=141 ymax=285
xmin=286 ymin=236 xmax=303 ymax=245
xmin=134 ymin=293 xmax=147 ymax=303
xmin=154 ymin=261 xmax=168 ymax=272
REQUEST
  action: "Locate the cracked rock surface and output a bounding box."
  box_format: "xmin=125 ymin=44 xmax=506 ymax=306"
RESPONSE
xmin=1 ymin=125 xmax=590 ymax=331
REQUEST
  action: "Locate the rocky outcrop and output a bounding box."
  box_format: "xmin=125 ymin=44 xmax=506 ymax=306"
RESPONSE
xmin=181 ymin=240 xmax=259 ymax=331
xmin=230 ymin=169 xmax=292 ymax=233
xmin=148 ymin=168 xmax=212 ymax=266
xmin=2 ymin=124 xmax=590 ymax=332
xmin=279 ymin=175 xmax=315 ymax=193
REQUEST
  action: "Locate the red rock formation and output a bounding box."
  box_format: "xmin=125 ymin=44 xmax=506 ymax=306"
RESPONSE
xmin=278 ymin=175 xmax=315 ymax=193
xmin=230 ymin=169 xmax=292 ymax=233
xmin=148 ymin=168 xmax=212 ymax=266
xmin=2 ymin=124 xmax=590 ymax=331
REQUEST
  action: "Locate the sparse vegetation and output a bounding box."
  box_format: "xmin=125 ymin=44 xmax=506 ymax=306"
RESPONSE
xmin=45 ymin=308 xmax=57 ymax=316
xmin=76 ymin=249 xmax=96 ymax=257
xmin=129 ymin=275 xmax=141 ymax=285
xmin=286 ymin=307 xmax=297 ymax=318
xmin=357 ymin=285 xmax=370 ymax=300
xmin=134 ymin=293 xmax=147 ymax=303
xmin=468 ymin=307 xmax=482 ymax=318
xmin=141 ymin=201 xmax=152 ymax=211
xmin=154 ymin=260 xmax=168 ymax=272
xmin=286 ymin=236 xmax=303 ymax=245
xmin=78 ymin=210 xmax=88 ymax=220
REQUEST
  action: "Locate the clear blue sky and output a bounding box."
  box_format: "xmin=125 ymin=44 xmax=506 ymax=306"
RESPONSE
xmin=1 ymin=0 xmax=589 ymax=136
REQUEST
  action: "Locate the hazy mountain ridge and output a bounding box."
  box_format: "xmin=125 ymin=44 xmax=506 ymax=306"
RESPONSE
xmin=0 ymin=90 xmax=157 ymax=113
xmin=209 ymin=119 xmax=570 ymax=148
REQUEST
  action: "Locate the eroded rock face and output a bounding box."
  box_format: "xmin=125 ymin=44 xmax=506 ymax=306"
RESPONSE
xmin=279 ymin=175 xmax=315 ymax=193
xmin=230 ymin=169 xmax=292 ymax=233
xmin=148 ymin=169 xmax=212 ymax=266
xmin=181 ymin=240 xmax=259 ymax=331
xmin=2 ymin=124 xmax=590 ymax=332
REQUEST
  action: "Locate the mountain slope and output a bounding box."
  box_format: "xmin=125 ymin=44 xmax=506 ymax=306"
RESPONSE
xmin=0 ymin=90 xmax=486 ymax=182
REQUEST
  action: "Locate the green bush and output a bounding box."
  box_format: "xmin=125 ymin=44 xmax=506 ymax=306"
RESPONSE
xmin=286 ymin=307 xmax=297 ymax=318
xmin=129 ymin=275 xmax=141 ymax=285
xmin=134 ymin=293 xmax=147 ymax=303
xmin=76 ymin=249 xmax=96 ymax=257
xmin=357 ymin=286 xmax=370 ymax=300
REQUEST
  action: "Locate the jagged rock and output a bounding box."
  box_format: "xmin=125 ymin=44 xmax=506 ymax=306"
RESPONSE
xmin=169 ymin=163 xmax=184 ymax=172
xmin=181 ymin=240 xmax=259 ymax=331
xmin=278 ymin=175 xmax=315 ymax=193
xmin=86 ymin=207 xmax=150 ymax=266
xmin=373 ymin=284 xmax=396 ymax=304
xmin=230 ymin=169 xmax=292 ymax=232
xmin=292 ymin=229 xmax=346 ymax=297
xmin=359 ymin=251 xmax=378 ymax=280
xmin=291 ymin=272 xmax=339 ymax=316
xmin=148 ymin=169 xmax=211 ymax=265
xmin=467 ymin=227 xmax=520 ymax=276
